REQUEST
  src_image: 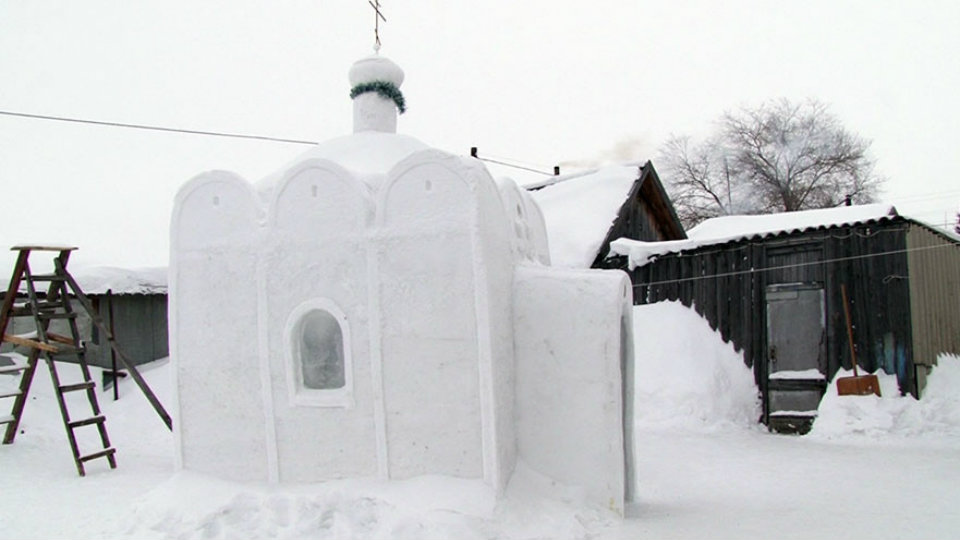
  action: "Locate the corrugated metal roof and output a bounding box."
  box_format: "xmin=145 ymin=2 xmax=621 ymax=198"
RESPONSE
xmin=609 ymin=204 xmax=933 ymax=270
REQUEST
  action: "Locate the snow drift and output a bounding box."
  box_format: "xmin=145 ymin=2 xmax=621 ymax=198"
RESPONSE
xmin=631 ymin=301 xmax=761 ymax=431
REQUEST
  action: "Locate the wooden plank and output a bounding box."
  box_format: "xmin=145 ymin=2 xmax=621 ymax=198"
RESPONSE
xmin=10 ymin=245 xmax=77 ymax=252
xmin=2 ymin=333 xmax=59 ymax=353
xmin=78 ymin=447 xmax=115 ymax=463
xmin=68 ymin=415 xmax=105 ymax=429
xmin=45 ymin=332 xmax=74 ymax=345
xmin=59 ymin=381 xmax=96 ymax=393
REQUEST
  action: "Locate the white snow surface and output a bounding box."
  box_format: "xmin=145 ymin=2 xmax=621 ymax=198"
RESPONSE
xmin=256 ymin=132 xmax=430 ymax=195
xmin=810 ymin=353 xmax=960 ymax=443
xmin=3 ymin=302 xmax=960 ymax=539
xmin=0 ymin=265 xmax=167 ymax=295
xmin=528 ymin=164 xmax=642 ymax=268
xmin=687 ymin=203 xmax=898 ymax=242
xmin=631 ymin=301 xmax=761 ymax=431
xmin=71 ymin=266 xmax=167 ymax=295
xmin=610 ymin=203 xmax=899 ymax=269
xmin=769 ymin=368 xmax=826 ymax=380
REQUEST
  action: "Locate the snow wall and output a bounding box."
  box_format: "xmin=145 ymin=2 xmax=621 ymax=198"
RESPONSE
xmin=514 ymin=265 xmax=635 ymax=510
xmin=171 ymin=144 xmax=632 ymax=512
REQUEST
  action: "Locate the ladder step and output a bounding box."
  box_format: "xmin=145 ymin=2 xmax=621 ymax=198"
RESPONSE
xmin=0 ymin=414 xmax=14 ymax=424
xmin=45 ymin=332 xmax=76 ymax=346
xmin=0 ymin=363 xmax=28 ymax=375
xmin=53 ymin=346 xmax=86 ymax=356
xmin=37 ymin=312 xmax=78 ymax=320
xmin=0 ymin=389 xmax=23 ymax=399
xmin=59 ymin=381 xmax=95 ymax=393
xmin=68 ymin=415 xmax=106 ymax=429
xmin=11 ymin=301 xmax=64 ymax=316
xmin=78 ymin=447 xmax=116 ymax=463
xmin=29 ymin=274 xmax=68 ymax=282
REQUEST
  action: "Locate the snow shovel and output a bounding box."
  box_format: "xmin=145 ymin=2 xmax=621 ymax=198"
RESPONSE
xmin=836 ymin=284 xmax=881 ymax=397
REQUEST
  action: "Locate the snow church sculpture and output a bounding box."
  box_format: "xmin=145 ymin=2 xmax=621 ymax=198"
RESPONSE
xmin=170 ymin=55 xmax=636 ymax=512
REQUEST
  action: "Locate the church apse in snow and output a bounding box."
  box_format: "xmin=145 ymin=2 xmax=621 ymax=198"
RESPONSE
xmin=170 ymin=55 xmax=636 ymax=513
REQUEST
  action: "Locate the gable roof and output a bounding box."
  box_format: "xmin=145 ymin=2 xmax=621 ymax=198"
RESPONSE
xmin=526 ymin=161 xmax=685 ymax=268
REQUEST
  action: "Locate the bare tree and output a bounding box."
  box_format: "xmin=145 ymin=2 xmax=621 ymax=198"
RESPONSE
xmin=658 ymin=135 xmax=748 ymax=226
xmin=659 ymin=98 xmax=883 ymax=228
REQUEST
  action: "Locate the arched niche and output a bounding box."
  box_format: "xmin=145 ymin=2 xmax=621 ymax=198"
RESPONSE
xmin=283 ymin=298 xmax=354 ymax=408
xmin=267 ymin=159 xmax=372 ymax=240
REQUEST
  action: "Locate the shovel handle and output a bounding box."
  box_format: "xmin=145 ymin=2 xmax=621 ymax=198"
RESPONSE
xmin=841 ymin=284 xmax=859 ymax=377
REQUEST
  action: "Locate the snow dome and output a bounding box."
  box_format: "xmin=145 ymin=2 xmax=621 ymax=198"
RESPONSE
xmin=170 ymin=55 xmax=635 ymax=513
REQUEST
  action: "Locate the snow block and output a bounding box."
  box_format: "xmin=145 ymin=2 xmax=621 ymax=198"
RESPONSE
xmin=514 ymin=265 xmax=635 ymax=514
xmin=265 ymin=160 xmax=378 ymax=482
xmin=170 ymin=171 xmax=267 ymax=481
xmin=377 ymin=156 xmax=484 ymax=480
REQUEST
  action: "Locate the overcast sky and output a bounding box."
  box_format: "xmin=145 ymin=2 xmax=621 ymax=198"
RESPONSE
xmin=1 ymin=1 xmax=958 ymax=272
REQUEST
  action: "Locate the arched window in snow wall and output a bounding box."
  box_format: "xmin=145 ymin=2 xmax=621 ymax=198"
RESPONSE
xmin=300 ymin=310 xmax=344 ymax=389
xmin=285 ymin=300 xmax=353 ymax=407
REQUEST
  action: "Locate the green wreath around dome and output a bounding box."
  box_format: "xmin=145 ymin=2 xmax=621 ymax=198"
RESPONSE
xmin=350 ymin=80 xmax=407 ymax=114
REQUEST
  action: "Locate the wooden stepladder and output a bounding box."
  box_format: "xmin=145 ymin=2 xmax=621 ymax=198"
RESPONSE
xmin=0 ymin=246 xmax=171 ymax=476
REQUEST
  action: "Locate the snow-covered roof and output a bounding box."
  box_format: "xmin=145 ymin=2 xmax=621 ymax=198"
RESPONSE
xmin=610 ymin=203 xmax=901 ymax=269
xmin=686 ymin=203 xmax=898 ymax=241
xmin=527 ymin=164 xmax=643 ymax=268
xmin=1 ymin=266 xmax=167 ymax=296
xmin=72 ymin=266 xmax=167 ymax=295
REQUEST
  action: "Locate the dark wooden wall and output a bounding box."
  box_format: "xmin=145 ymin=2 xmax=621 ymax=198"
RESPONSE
xmin=593 ymin=166 xmax=686 ymax=269
xmin=622 ymin=219 xmax=916 ymax=398
xmin=88 ymin=294 xmax=169 ymax=368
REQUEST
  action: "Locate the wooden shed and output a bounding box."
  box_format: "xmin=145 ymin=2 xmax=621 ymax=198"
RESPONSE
xmin=0 ymin=266 xmax=168 ymax=371
xmin=609 ymin=204 xmax=960 ymax=433
xmin=527 ymin=161 xmax=686 ymax=268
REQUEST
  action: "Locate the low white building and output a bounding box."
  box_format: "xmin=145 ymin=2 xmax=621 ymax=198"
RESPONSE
xmin=170 ymin=55 xmax=636 ymax=512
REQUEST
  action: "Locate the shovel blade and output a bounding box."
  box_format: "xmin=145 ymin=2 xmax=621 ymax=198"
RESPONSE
xmin=837 ymin=374 xmax=881 ymax=397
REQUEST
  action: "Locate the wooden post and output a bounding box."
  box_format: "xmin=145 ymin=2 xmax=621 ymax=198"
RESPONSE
xmin=107 ymin=289 xmax=119 ymax=401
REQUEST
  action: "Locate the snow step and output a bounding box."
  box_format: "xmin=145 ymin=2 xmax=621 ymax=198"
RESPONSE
xmin=0 ymin=389 xmax=23 ymax=399
xmin=60 ymin=381 xmax=95 ymax=393
xmin=68 ymin=415 xmax=106 ymax=429
xmin=78 ymin=447 xmax=116 ymax=463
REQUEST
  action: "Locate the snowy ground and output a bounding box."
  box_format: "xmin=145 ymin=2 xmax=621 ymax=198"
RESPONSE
xmin=2 ymin=301 xmax=960 ymax=539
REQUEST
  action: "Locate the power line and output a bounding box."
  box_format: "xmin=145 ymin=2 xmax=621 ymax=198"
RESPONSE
xmin=475 ymin=156 xmax=554 ymax=176
xmin=630 ymin=241 xmax=956 ymax=289
xmin=2 ymin=109 xmax=562 ymax=176
xmin=0 ymin=110 xmax=319 ymax=146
